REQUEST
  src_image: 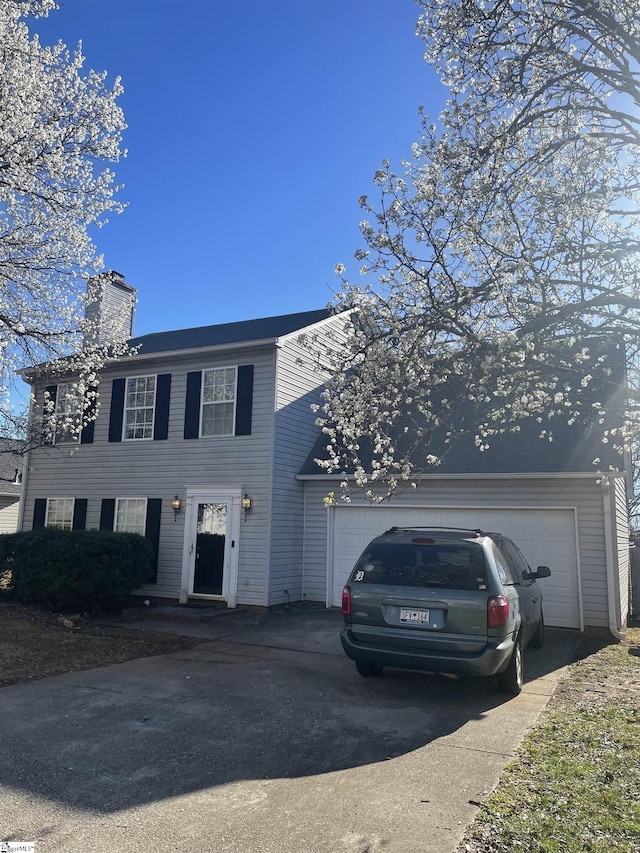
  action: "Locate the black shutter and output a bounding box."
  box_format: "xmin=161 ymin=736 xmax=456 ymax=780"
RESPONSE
xmin=33 ymin=498 xmax=47 ymax=529
xmin=184 ymin=371 xmax=202 ymax=439
xmin=99 ymin=498 xmax=116 ymax=531
xmin=235 ymin=365 xmax=254 ymax=436
xmin=108 ymin=378 xmax=126 ymax=442
xmin=72 ymin=499 xmax=87 ymax=530
xmin=145 ymin=498 xmax=162 ymax=583
xmin=153 ymin=374 xmax=172 ymax=440
xmin=80 ymin=391 xmax=97 ymax=445
xmin=43 ymin=385 xmax=57 ymax=445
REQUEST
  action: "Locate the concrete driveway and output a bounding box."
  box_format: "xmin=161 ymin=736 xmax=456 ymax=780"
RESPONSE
xmin=0 ymin=608 xmax=578 ymax=853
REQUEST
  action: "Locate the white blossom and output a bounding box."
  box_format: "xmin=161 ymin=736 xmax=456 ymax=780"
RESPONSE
xmin=0 ymin=0 xmax=128 ymax=446
xmin=315 ymin=0 xmax=638 ymax=500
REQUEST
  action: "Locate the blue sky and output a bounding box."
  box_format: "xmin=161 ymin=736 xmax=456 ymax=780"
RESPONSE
xmin=33 ymin=0 xmax=445 ymax=337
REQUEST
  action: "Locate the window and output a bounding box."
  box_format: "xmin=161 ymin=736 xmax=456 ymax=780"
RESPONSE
xmin=201 ymin=367 xmax=237 ymax=436
xmin=351 ymin=542 xmax=489 ymax=591
xmin=496 ymin=538 xmax=530 ymax=584
xmin=53 ymin=383 xmax=82 ymax=444
xmin=184 ymin=365 xmax=253 ymax=440
xmin=114 ymin=498 xmax=147 ymax=535
xmin=46 ymin=498 xmax=74 ymax=530
xmin=124 ymin=376 xmax=156 ymax=440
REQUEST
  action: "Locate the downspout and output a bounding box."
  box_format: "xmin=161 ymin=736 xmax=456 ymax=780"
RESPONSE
xmin=17 ymin=447 xmax=30 ymax=531
xmin=602 ymin=475 xmax=627 ymax=640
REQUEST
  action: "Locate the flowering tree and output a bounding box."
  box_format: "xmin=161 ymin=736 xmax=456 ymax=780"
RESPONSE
xmin=320 ymin=0 xmax=639 ymax=497
xmin=0 ymin=0 xmax=127 ymax=448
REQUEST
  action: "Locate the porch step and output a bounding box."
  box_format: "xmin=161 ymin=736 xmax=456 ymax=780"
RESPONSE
xmin=120 ymin=604 xmax=247 ymax=623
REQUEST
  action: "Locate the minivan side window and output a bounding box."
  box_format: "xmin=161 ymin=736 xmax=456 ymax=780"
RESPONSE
xmin=494 ymin=538 xmax=530 ymax=584
xmin=492 ymin=544 xmax=518 ymax=585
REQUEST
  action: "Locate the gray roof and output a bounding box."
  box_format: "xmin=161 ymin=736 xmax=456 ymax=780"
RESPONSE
xmin=130 ymin=308 xmax=331 ymax=356
xmin=301 ymin=345 xmax=628 ymax=478
xmin=300 ymin=412 xmax=626 ymax=477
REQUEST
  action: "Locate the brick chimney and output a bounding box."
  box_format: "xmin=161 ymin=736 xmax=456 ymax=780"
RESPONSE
xmin=84 ymin=271 xmax=136 ymax=347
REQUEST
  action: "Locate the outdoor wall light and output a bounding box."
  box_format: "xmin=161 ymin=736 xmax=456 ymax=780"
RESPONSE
xmin=241 ymin=493 xmax=252 ymax=520
xmin=171 ymin=495 xmax=182 ymax=520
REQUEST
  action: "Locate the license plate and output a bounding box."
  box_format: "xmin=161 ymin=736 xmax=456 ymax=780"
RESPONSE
xmin=400 ymin=608 xmax=430 ymax=625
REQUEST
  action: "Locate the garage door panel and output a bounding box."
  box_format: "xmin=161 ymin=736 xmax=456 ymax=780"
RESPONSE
xmin=331 ymin=506 xmax=580 ymax=628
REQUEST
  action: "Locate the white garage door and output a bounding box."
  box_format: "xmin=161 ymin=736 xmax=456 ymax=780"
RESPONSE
xmin=330 ymin=506 xmax=581 ymax=629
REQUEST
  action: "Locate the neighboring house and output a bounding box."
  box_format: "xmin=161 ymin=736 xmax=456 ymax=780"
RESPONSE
xmin=0 ymin=440 xmax=23 ymax=534
xmin=298 ymin=366 xmax=632 ymax=638
xmin=19 ymin=274 xmax=349 ymax=608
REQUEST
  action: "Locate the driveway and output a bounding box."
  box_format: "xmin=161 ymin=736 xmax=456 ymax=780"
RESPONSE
xmin=0 ymin=608 xmax=578 ymax=853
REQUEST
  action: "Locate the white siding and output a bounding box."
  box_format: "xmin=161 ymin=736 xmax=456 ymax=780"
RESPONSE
xmin=302 ymin=476 xmax=612 ymax=629
xmin=269 ymin=315 xmax=349 ymax=605
xmin=22 ymin=348 xmax=276 ymax=606
xmin=0 ymin=497 xmax=19 ymax=534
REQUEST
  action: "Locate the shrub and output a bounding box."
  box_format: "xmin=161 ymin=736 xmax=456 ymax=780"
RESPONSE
xmin=0 ymin=528 xmax=155 ymax=612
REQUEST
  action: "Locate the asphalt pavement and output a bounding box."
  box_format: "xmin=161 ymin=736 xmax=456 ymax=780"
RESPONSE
xmin=0 ymin=606 xmax=579 ymax=853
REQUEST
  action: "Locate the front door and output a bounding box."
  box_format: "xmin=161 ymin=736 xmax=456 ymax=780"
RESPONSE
xmin=193 ymin=501 xmax=228 ymax=595
xmin=181 ymin=489 xmax=241 ymax=606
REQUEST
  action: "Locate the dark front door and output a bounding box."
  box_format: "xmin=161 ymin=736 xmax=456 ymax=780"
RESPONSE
xmin=193 ymin=502 xmax=228 ymax=595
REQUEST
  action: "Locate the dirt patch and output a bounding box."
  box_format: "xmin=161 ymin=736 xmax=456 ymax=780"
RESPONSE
xmin=555 ymin=627 xmax=640 ymax=708
xmin=0 ymin=599 xmax=206 ymax=688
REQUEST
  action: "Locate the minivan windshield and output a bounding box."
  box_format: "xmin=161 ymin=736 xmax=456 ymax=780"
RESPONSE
xmin=351 ymin=541 xmax=489 ymax=591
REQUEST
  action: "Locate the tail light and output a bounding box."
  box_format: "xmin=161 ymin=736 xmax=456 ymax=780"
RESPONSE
xmin=487 ymin=594 xmax=509 ymax=628
xmin=342 ymin=585 xmax=351 ymax=616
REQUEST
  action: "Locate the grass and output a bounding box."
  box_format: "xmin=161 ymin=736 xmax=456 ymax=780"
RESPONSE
xmin=458 ymin=627 xmax=640 ymax=852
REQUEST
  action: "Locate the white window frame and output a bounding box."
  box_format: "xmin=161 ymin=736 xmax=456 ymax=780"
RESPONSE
xmin=200 ymin=365 xmax=237 ymax=437
xmin=53 ymin=383 xmax=81 ymax=445
xmin=123 ymin=375 xmax=157 ymax=441
xmin=114 ymin=497 xmax=148 ymax=535
xmin=46 ymin=498 xmax=75 ymax=530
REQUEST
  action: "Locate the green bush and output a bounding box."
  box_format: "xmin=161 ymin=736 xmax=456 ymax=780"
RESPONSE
xmin=0 ymin=528 xmax=155 ymax=612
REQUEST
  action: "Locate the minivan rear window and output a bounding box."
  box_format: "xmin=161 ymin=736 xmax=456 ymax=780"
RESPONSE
xmin=350 ymin=542 xmax=488 ymax=591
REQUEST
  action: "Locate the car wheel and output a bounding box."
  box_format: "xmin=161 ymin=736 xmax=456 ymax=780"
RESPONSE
xmin=497 ymin=637 xmax=523 ymax=695
xmin=355 ymin=661 xmax=383 ymax=678
xmin=530 ymin=612 xmax=544 ymax=649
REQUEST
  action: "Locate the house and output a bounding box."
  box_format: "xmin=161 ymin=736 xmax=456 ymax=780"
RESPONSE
xmin=19 ymin=273 xmax=349 ymax=608
xmin=18 ymin=275 xmax=632 ymax=635
xmin=0 ymin=440 xmax=23 ymax=534
xmin=298 ymin=358 xmax=632 ymax=637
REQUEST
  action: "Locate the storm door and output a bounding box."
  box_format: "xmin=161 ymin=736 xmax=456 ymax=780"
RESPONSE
xmin=193 ymin=501 xmax=228 ymax=595
xmin=181 ymin=489 xmax=241 ymax=606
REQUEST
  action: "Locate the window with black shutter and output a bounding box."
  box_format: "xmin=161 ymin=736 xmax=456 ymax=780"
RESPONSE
xmin=184 ymin=364 xmax=253 ymax=439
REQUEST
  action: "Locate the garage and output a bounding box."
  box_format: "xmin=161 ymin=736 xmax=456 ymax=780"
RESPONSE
xmin=328 ymin=505 xmax=581 ymax=629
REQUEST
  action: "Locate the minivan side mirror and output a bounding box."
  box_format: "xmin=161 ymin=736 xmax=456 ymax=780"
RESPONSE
xmin=523 ymin=565 xmax=551 ymax=581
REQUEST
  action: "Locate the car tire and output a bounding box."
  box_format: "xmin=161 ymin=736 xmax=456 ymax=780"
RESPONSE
xmin=530 ymin=612 xmax=544 ymax=649
xmin=355 ymin=661 xmax=383 ymax=678
xmin=496 ymin=636 xmax=523 ymax=695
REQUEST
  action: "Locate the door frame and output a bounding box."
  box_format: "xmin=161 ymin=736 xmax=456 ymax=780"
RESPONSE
xmin=179 ymin=486 xmax=242 ymax=607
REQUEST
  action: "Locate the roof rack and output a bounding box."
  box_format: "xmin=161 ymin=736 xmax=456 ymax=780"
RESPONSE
xmin=384 ymin=526 xmax=485 ymax=537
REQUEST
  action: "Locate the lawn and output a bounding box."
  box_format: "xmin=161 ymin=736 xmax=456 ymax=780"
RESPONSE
xmin=458 ymin=626 xmax=640 ymax=853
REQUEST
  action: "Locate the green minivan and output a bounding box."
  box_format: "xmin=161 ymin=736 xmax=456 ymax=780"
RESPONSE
xmin=340 ymin=526 xmax=550 ymax=695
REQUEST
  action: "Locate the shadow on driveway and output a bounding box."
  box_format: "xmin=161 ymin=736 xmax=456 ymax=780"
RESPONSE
xmin=0 ymin=608 xmax=578 ymax=817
